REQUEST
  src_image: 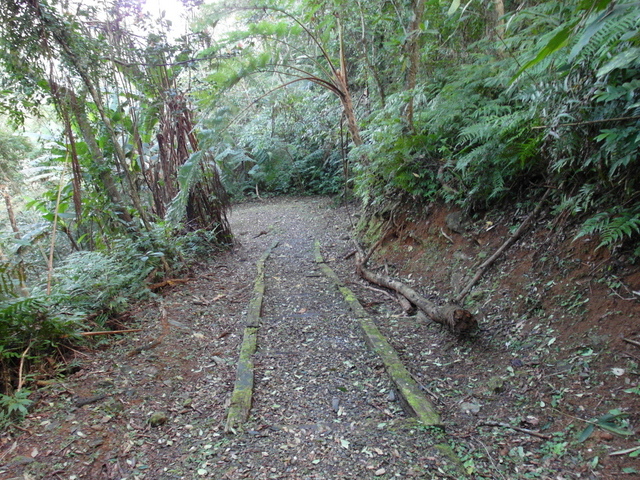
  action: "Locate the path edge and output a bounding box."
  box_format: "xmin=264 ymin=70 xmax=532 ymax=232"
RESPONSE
xmin=314 ymin=241 xmax=442 ymax=427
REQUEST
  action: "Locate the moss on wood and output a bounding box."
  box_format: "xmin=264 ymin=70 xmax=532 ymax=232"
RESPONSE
xmin=314 ymin=242 xmax=442 ymax=426
xmin=226 ymin=240 xmax=278 ymax=432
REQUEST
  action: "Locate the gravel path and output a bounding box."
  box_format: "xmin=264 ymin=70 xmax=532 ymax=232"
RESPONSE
xmin=212 ymin=197 xmax=456 ymax=479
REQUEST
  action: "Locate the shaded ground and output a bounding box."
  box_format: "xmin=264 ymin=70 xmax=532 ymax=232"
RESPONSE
xmin=1 ymin=196 xmax=639 ymax=479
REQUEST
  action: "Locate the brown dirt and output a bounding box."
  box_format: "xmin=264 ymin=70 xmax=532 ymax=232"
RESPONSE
xmin=1 ymin=196 xmax=639 ymax=480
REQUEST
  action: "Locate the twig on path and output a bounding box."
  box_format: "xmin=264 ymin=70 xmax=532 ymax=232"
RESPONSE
xmin=80 ymin=328 xmax=143 ymax=337
xmin=362 ymin=284 xmax=396 ymax=300
xmin=473 ymin=437 xmax=507 ymax=480
xmin=478 ymin=421 xmax=551 ymax=440
xmin=11 ymin=424 xmax=34 ymax=435
xmin=408 ymin=372 xmax=441 ymax=404
xmin=126 ymin=303 xmax=169 ymax=357
xmin=440 ymin=228 xmax=454 ymax=244
xmin=622 ymin=352 xmax=640 ymax=363
xmin=344 ymin=250 xmax=357 ymax=260
xmin=149 ymin=278 xmax=190 ymax=290
xmin=610 ymin=445 xmax=640 ymax=456
xmin=622 ymin=337 xmax=640 ymax=349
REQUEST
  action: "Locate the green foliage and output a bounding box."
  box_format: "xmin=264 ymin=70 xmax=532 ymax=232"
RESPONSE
xmin=578 ymin=409 xmax=636 ymax=442
xmin=49 ymin=250 xmax=152 ymax=315
xmin=292 ymin=149 xmax=343 ymax=195
xmin=346 ymin=0 xmax=640 ymax=254
xmin=0 ymin=389 xmax=32 ymax=420
xmin=576 ymin=206 xmax=640 ymax=250
xmin=0 ymin=129 xmax=32 ymax=185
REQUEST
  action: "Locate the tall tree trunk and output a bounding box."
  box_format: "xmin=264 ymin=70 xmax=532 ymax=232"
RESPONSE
xmin=1 ymin=188 xmax=19 ymax=238
xmin=404 ymin=0 xmax=426 ymax=131
xmin=56 ymin=83 xmax=133 ymax=224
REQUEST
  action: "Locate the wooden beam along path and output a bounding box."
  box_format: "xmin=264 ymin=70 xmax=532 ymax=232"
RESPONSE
xmin=225 ymin=239 xmax=279 ymax=433
xmin=314 ymin=241 xmax=442 ymax=427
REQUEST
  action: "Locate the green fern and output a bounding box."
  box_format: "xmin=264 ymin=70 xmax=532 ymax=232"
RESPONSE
xmin=576 ymin=206 xmax=640 ymax=249
xmin=600 ymin=213 xmax=640 ymax=248
xmin=0 ymin=296 xmax=45 ymax=319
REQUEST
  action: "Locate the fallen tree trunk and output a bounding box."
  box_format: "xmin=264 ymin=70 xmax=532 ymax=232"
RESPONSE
xmin=356 ymin=258 xmax=477 ymax=335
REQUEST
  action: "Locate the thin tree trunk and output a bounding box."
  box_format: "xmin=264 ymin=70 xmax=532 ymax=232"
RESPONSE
xmin=335 ymin=21 xmax=364 ymax=148
xmin=356 ymin=0 xmax=387 ymax=107
xmin=59 ymin=103 xmax=82 ymax=221
xmin=43 ymin=15 xmax=149 ymax=228
xmin=2 ymin=187 xmax=29 ymax=296
xmin=60 ymin=84 xmax=133 ymax=224
xmin=2 ymin=188 xmax=19 ymax=238
xmin=404 ymin=0 xmax=426 ymax=131
xmin=493 ymin=0 xmax=505 ymax=38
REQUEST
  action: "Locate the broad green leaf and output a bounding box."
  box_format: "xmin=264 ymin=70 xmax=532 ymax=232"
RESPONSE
xmin=511 ymin=26 xmax=572 ymax=82
xmin=597 ymin=48 xmax=640 ymax=77
xmin=578 ymin=0 xmax=616 ymax=12
xmin=447 ymin=0 xmax=461 ymax=16
xmin=578 ymin=424 xmax=594 ymax=442
xmin=568 ymin=10 xmax=611 ymax=62
xmin=596 ymin=420 xmax=635 ymax=436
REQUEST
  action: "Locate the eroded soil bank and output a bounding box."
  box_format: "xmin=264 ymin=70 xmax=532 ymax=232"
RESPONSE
xmin=1 ymin=196 xmax=639 ymax=479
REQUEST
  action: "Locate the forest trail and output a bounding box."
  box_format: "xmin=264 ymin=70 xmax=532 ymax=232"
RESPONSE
xmin=0 ymin=197 xmax=459 ymax=480
xmin=2 ymin=196 xmax=639 ymax=480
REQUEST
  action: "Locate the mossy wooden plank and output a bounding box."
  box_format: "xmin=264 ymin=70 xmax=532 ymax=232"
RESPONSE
xmin=360 ymin=317 xmax=442 ymax=426
xmin=246 ymin=239 xmax=278 ymax=326
xmin=315 ymin=241 xmax=442 ymax=426
xmin=314 ymin=241 xmax=368 ymax=318
xmin=226 ymin=240 xmax=278 ymax=433
xmin=225 ymin=327 xmax=258 ymax=432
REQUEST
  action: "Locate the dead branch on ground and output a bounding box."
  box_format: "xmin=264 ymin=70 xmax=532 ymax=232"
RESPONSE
xmin=455 ymin=188 xmax=551 ymax=303
xmin=357 ymin=261 xmax=476 ymax=334
xmin=149 ymin=278 xmax=190 ymax=290
xmin=478 ymin=421 xmax=551 ymax=440
xmin=80 ymin=328 xmax=143 ymax=337
xmin=622 ymin=337 xmax=640 ymax=349
xmin=126 ymin=303 xmax=169 ymax=357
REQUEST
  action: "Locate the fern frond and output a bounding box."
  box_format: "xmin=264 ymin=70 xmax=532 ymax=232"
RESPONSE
xmin=575 ymin=206 xmax=640 ymax=249
xmin=599 ymin=213 xmax=640 ymax=248
xmin=0 ymin=296 xmax=45 ymax=319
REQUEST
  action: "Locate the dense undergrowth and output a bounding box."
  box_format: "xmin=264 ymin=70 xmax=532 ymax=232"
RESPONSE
xmin=0 ymin=224 xmax=229 ymax=426
xmin=351 ymin=1 xmax=640 ymax=256
xmin=206 ymin=1 xmax=639 ymax=252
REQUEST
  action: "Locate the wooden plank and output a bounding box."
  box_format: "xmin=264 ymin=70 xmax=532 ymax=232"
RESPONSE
xmin=225 ymin=240 xmax=278 ymax=432
xmin=314 ymin=241 xmax=442 ymax=426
